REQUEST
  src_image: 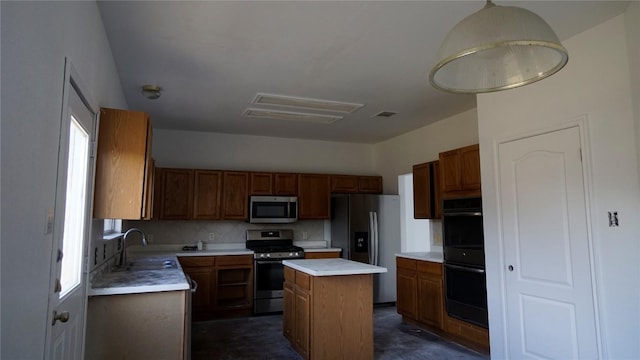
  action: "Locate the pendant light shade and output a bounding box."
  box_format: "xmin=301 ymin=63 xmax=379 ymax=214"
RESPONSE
xmin=429 ymin=1 xmax=568 ymax=93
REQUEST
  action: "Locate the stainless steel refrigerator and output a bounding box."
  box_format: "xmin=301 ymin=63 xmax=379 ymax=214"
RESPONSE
xmin=330 ymin=194 xmax=401 ymax=303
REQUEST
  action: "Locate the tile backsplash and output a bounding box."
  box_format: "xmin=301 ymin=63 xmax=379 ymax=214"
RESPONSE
xmin=124 ymin=220 xmax=326 ymax=247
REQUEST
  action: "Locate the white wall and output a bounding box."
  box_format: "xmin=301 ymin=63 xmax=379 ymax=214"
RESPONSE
xmin=398 ymin=174 xmax=431 ymax=252
xmin=373 ymin=108 xmax=478 ymax=194
xmin=477 ymin=13 xmax=640 ymax=359
xmin=153 ymin=129 xmax=376 ymax=174
xmin=626 ymin=2 xmax=640 ymax=180
xmin=0 ymin=2 xmax=126 ymax=358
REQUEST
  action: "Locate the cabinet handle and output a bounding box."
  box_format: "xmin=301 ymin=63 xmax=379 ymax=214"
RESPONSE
xmin=508 ymin=265 xmax=514 ymax=271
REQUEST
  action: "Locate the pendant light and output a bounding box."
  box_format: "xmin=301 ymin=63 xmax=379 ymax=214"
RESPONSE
xmin=429 ymin=0 xmax=568 ymax=94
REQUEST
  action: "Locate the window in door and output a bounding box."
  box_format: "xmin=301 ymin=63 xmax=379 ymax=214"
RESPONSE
xmin=59 ymin=115 xmax=90 ymax=298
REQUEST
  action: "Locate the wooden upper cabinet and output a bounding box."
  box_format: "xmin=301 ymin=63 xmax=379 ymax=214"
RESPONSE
xmin=330 ymin=175 xmax=358 ymax=193
xmin=250 ymin=172 xmax=273 ymax=195
xmin=298 ymin=174 xmax=331 ymax=219
xmin=439 ymin=144 xmax=481 ymax=199
xmin=412 ymin=161 xmax=441 ymax=219
xmin=358 ymin=176 xmax=383 ymax=194
xmin=222 ymin=171 xmax=249 ymax=220
xmin=159 ymin=168 xmax=194 ymax=220
xmin=193 ymin=170 xmax=222 ymax=220
xmin=274 ymin=173 xmax=298 ymax=195
xmin=330 ymin=175 xmax=383 ymax=194
xmin=94 ymin=108 xmax=154 ymax=220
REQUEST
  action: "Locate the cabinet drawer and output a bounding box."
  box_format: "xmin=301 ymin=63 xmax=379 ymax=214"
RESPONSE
xmin=295 ymin=271 xmax=311 ymax=290
xmin=178 ymin=256 xmax=215 ymax=267
xmin=284 ymin=266 xmax=296 ymax=282
xmin=215 ymin=254 xmax=253 ymax=266
xmin=304 ymin=251 xmax=340 ymax=259
xmin=397 ymin=257 xmax=417 ymax=271
xmin=446 ymin=315 xmax=489 ymax=347
xmin=417 ymin=260 xmax=442 ymax=276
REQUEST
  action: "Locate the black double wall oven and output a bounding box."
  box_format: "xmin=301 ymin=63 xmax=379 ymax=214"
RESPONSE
xmin=442 ymin=197 xmax=488 ymax=328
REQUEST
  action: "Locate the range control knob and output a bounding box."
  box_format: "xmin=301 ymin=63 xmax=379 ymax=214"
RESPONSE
xmin=266 ymin=253 xmax=271 ymax=258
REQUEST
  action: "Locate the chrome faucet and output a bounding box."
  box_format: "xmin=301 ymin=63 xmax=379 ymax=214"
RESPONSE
xmin=119 ymin=228 xmax=147 ymax=267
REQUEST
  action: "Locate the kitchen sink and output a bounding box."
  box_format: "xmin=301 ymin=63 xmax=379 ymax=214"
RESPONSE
xmin=113 ymin=259 xmax=178 ymax=271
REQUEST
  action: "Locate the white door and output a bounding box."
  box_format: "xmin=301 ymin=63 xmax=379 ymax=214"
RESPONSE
xmin=45 ymin=62 xmax=97 ymax=360
xmin=498 ymin=126 xmax=598 ymax=359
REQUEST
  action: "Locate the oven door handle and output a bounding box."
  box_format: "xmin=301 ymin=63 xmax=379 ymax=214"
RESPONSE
xmin=443 ymin=212 xmax=482 ymax=216
xmin=445 ymin=263 xmax=486 ymax=274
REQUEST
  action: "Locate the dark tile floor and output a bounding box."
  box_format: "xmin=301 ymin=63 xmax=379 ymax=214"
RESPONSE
xmin=192 ymin=305 xmax=489 ymax=360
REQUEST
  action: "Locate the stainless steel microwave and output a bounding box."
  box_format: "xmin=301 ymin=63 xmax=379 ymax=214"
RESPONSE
xmin=249 ymin=196 xmax=298 ymax=223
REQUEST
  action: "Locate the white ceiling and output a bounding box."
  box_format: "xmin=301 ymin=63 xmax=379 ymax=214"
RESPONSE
xmin=98 ymin=1 xmax=629 ymax=144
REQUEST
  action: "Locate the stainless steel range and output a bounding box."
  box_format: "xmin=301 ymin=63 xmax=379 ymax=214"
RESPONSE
xmin=246 ymin=229 xmax=304 ymax=314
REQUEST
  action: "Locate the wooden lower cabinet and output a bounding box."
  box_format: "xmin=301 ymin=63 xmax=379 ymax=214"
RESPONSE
xmin=86 ymin=290 xmax=188 ymax=360
xmin=396 ymin=257 xmax=488 ymax=352
xmin=416 ymin=261 xmax=444 ymax=329
xmin=284 ymin=266 xmax=373 ymax=360
xmin=179 ymin=255 xmax=253 ymax=321
xmin=303 ymin=251 xmax=340 ymax=259
xmin=396 ymin=257 xmax=418 ymax=319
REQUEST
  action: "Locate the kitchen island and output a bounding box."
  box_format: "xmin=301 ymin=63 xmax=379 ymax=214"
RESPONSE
xmin=282 ymin=258 xmax=387 ymax=360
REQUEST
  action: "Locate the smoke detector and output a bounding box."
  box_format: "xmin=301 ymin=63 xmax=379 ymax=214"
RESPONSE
xmin=141 ymin=85 xmax=162 ymax=100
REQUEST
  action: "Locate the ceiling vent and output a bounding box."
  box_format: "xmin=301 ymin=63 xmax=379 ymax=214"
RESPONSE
xmin=242 ymin=108 xmax=342 ymax=124
xmin=373 ymin=111 xmax=397 ymax=118
xmin=252 ymin=93 xmax=364 ymax=114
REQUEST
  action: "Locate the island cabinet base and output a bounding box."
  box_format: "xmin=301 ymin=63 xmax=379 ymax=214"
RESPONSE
xmin=284 ymin=266 xmax=374 ymax=360
xmin=86 ymin=290 xmax=188 ymax=360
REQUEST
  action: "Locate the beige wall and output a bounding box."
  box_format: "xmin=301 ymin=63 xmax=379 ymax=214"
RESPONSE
xmin=477 ymin=12 xmax=639 ymax=359
xmin=1 ymin=2 xmax=127 ymax=358
xmin=153 ymin=129 xmax=376 ymax=175
xmin=373 ymin=108 xmax=478 ymax=194
xmin=625 ymin=1 xmax=640 ymax=181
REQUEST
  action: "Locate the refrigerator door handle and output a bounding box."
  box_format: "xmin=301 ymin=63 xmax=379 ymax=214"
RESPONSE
xmin=368 ymin=211 xmax=374 ymax=264
xmin=372 ymin=211 xmax=379 ymax=266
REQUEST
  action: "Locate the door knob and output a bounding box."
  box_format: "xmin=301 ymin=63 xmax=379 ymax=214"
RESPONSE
xmin=508 ymin=265 xmax=514 ymax=272
xmin=52 ymin=310 xmax=70 ymax=325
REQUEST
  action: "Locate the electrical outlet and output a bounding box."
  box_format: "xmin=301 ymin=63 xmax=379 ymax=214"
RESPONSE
xmin=302 ymin=232 xmax=308 ymax=240
xmin=147 ymin=233 xmax=154 ymax=243
xmin=209 ymin=233 xmax=215 ymax=241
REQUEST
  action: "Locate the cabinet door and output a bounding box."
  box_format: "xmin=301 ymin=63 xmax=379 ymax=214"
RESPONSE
xmin=250 ymin=172 xmax=273 ymax=195
xmin=439 ymin=148 xmax=462 ymax=194
xmin=222 ymin=171 xmax=249 ymax=220
xmin=358 ymin=176 xmax=383 ymax=194
xmin=142 ymin=157 xmax=155 ymax=220
xmin=396 ymin=269 xmax=418 ymax=319
xmin=460 ymin=144 xmax=481 ymax=191
xmin=182 ymin=267 xmax=214 ymax=321
xmin=412 ymin=162 xmax=431 ymax=219
xmin=283 ymin=281 xmax=295 ymax=341
xmin=294 ymin=287 xmax=310 ymax=359
xmin=440 ymin=144 xmax=481 ymax=198
xmin=274 ymin=173 xmax=298 ymax=195
xmin=193 ymin=170 xmax=222 ymax=220
xmin=413 ymin=161 xmax=441 ymax=219
xmin=159 ymin=169 xmax=194 ymax=220
xmin=330 ymin=175 xmax=358 ymax=193
xmin=417 ymin=275 xmax=444 ymax=329
xmin=94 ymin=108 xmax=151 ymax=219
xmin=298 ymin=174 xmax=331 ymax=219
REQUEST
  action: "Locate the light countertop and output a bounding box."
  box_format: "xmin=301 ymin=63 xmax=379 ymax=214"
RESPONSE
xmin=90 ymin=243 xmax=342 ymax=296
xmin=395 ymin=251 xmax=444 ymax=263
xmin=89 ymin=255 xmax=190 ymax=296
xmin=283 ymin=258 xmax=387 ymax=276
